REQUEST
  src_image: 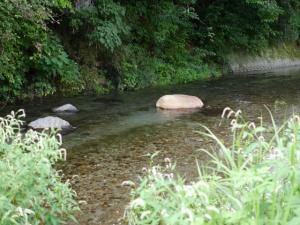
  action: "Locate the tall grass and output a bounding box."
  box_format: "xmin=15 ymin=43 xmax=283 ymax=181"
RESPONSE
xmin=126 ymin=108 xmax=300 ymax=225
xmin=0 ymin=110 xmax=78 ymax=224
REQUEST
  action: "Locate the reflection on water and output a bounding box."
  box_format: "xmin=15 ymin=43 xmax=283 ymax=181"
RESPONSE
xmin=3 ymin=67 xmax=300 ymax=224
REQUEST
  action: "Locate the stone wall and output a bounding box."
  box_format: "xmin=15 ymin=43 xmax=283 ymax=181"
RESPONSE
xmin=227 ymin=45 xmax=300 ymax=74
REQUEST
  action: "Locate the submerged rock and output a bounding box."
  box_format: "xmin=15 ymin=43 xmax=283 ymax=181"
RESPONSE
xmin=156 ymin=94 xmax=204 ymax=109
xmin=28 ymin=116 xmax=72 ymax=130
xmin=52 ymin=104 xmax=79 ymax=113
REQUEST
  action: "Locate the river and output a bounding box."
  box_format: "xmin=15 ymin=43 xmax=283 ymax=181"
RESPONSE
xmin=3 ymin=67 xmax=300 ymax=224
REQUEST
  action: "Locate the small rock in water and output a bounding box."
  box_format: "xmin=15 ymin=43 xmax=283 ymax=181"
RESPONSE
xmin=28 ymin=116 xmax=72 ymax=130
xmin=52 ymin=104 xmax=79 ymax=113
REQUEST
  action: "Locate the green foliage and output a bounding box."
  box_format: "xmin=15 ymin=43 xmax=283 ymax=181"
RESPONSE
xmin=80 ymin=65 xmax=113 ymax=94
xmin=277 ymin=0 xmax=300 ymax=42
xmin=126 ymin=109 xmax=300 ymax=224
xmin=196 ymin=0 xmax=282 ymax=54
xmin=124 ymin=0 xmax=197 ymax=50
xmin=0 ymin=110 xmax=78 ymax=224
xmin=70 ymin=0 xmax=129 ymax=51
xmin=119 ymin=44 xmax=219 ymax=90
xmin=0 ymin=0 xmax=81 ymax=103
xmin=30 ymin=35 xmax=84 ymax=97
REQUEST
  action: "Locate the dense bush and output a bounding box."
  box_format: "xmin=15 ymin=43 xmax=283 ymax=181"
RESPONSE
xmin=119 ymin=45 xmax=219 ymax=90
xmin=196 ymin=0 xmax=283 ymax=54
xmin=0 ymin=0 xmax=82 ymax=102
xmin=29 ymin=35 xmax=84 ymax=97
xmin=126 ymin=108 xmax=300 ymax=224
xmin=70 ymin=0 xmax=129 ymax=52
xmin=0 ymin=110 xmax=78 ymax=224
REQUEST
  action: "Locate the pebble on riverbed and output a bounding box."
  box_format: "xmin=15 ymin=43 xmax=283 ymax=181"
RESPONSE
xmin=28 ymin=116 xmax=72 ymax=130
xmin=52 ymin=103 xmax=79 ymax=113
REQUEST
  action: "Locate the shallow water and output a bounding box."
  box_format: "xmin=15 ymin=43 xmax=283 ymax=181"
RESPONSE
xmin=3 ymin=67 xmax=300 ymax=224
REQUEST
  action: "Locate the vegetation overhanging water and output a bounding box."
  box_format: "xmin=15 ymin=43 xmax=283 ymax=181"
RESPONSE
xmin=2 ymin=0 xmax=300 ymax=104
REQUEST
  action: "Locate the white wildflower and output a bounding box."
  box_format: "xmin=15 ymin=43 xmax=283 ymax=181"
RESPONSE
xmin=130 ymin=198 xmax=146 ymax=208
xmin=227 ymin=110 xmax=235 ymax=119
xmin=15 ymin=207 xmax=35 ymax=217
xmin=59 ymin=148 xmax=67 ymax=160
xmin=204 ymin=213 xmax=212 ymax=221
xmin=207 ymin=206 xmax=219 ymax=214
xmin=290 ymin=133 xmax=296 ymax=142
xmin=17 ymin=109 xmax=26 ymax=118
xmin=181 ymin=207 xmax=194 ymax=222
xmin=248 ymin=122 xmax=256 ymax=129
xmin=258 ymin=135 xmax=265 ymax=142
xmin=151 ymin=167 xmax=157 ymax=176
xmin=161 ymin=209 xmax=168 ymax=217
xmin=140 ymin=210 xmax=151 ymax=220
xmin=221 ymin=107 xmax=231 ymax=118
xmin=235 ymin=109 xmax=242 ymax=117
xmin=121 ymin=180 xmax=135 ymax=187
xmin=164 ymin=158 xmax=171 ymax=163
xmin=183 ymin=185 xmax=195 ymax=197
xmin=57 ymin=133 xmax=63 ymax=145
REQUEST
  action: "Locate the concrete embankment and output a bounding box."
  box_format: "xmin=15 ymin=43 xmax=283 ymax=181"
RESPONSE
xmin=227 ymin=44 xmax=300 ymax=74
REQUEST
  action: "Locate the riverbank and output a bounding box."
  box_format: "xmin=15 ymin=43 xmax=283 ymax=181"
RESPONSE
xmin=228 ymin=44 xmax=300 ymax=74
xmin=3 ymin=1 xmax=300 ymax=105
xmin=2 ymin=42 xmax=300 ymax=108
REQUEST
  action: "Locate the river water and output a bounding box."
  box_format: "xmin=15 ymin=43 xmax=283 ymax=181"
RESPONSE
xmin=3 ymin=68 xmax=300 ymax=224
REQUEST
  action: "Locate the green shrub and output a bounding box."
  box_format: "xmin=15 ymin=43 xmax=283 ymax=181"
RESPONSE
xmin=0 ymin=110 xmax=79 ymax=224
xmin=80 ymin=65 xmax=113 ymax=94
xmin=126 ymin=108 xmax=300 ymax=225
xmin=118 ymin=45 xmax=156 ymax=90
xmin=119 ymin=45 xmax=219 ymax=90
xmin=124 ymin=0 xmax=197 ymax=52
xmin=70 ymin=0 xmax=129 ymax=52
xmin=30 ymin=35 xmax=84 ymax=97
xmin=0 ymin=0 xmax=81 ymax=102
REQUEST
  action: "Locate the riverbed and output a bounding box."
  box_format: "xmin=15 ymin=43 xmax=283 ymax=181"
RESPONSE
xmin=3 ymin=67 xmax=300 ymax=224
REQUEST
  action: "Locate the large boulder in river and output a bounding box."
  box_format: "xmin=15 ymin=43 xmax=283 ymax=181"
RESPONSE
xmin=52 ymin=104 xmax=79 ymax=113
xmin=28 ymin=116 xmax=72 ymax=130
xmin=156 ymin=94 xmax=204 ymax=109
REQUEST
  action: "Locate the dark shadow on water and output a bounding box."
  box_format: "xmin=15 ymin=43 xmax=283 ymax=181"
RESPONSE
xmin=93 ymin=97 xmax=123 ymax=104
